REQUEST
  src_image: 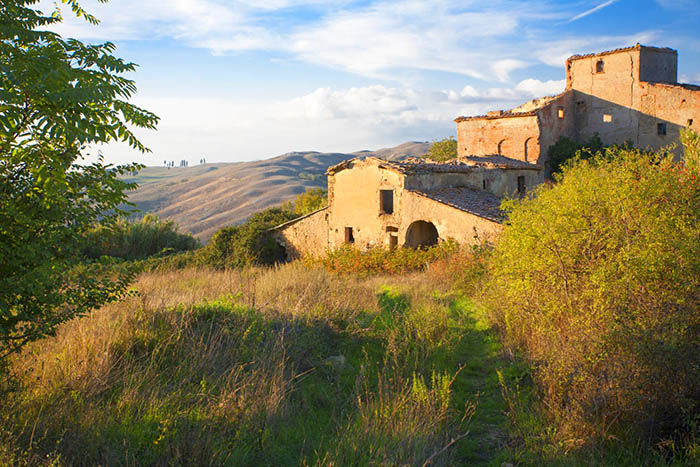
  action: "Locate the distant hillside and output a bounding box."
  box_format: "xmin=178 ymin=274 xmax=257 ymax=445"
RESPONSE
xmin=123 ymin=141 xmax=430 ymax=241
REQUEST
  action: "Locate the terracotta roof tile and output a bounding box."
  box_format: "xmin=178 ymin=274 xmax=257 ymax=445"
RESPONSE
xmin=410 ymin=187 xmax=505 ymax=222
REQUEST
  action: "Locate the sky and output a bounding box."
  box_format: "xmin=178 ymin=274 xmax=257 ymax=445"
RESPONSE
xmin=39 ymin=0 xmax=700 ymax=166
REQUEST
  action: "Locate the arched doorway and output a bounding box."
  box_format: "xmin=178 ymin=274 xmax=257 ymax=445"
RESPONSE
xmin=405 ymin=221 xmax=439 ymax=248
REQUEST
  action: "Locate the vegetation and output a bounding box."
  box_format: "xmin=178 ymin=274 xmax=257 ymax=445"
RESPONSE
xmin=0 ymin=256 xmax=517 ymax=465
xmin=424 ymin=137 xmax=458 ymax=162
xmin=0 ymin=0 xmax=157 ymax=359
xmin=547 ymin=133 xmax=604 ymax=174
xmin=201 ymin=207 xmax=297 ymax=269
xmin=681 ymin=126 xmax=700 ymax=172
xmin=282 ymin=187 xmax=328 ymax=216
xmin=82 ymin=215 xmax=200 ymax=261
xmin=487 ymin=143 xmax=700 ymax=452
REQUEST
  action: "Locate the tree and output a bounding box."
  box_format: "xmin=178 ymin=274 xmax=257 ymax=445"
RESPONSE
xmin=487 ymin=145 xmax=700 ymax=443
xmin=424 ymin=137 xmax=457 ymax=162
xmin=282 ymin=188 xmax=328 ymax=216
xmin=547 ymin=133 xmax=604 ymax=175
xmin=203 ymin=208 xmax=297 ymax=269
xmin=0 ymin=0 xmax=158 ymax=359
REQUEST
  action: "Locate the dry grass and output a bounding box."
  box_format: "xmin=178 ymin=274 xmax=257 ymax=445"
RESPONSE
xmin=1 ymin=261 xmax=479 ymax=465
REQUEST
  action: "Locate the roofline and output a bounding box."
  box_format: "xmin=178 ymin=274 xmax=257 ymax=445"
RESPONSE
xmin=406 ymin=189 xmax=504 ymax=223
xmin=566 ymin=44 xmax=677 ymax=63
xmin=270 ymin=206 xmax=328 ymax=231
xmin=455 ymin=111 xmax=538 ymax=123
xmin=455 ymin=90 xmax=571 ymax=123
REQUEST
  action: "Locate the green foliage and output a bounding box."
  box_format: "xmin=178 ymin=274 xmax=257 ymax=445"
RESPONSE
xmin=425 ymin=137 xmax=458 ymax=162
xmin=682 ymin=128 xmax=700 ymax=173
xmin=547 ymin=133 xmax=604 ymax=174
xmin=0 ymin=0 xmax=158 ymax=359
xmin=202 ymin=207 xmax=297 ymax=269
xmin=487 ymin=145 xmax=700 ymax=444
xmin=311 ymin=241 xmax=460 ymax=274
xmin=282 ymin=187 xmax=328 ymax=216
xmin=82 ymin=214 xmax=199 ymax=261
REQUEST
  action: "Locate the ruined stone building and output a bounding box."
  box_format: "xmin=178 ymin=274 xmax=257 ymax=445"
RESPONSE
xmin=275 ymin=44 xmax=700 ymax=259
xmin=457 ymin=44 xmax=700 ymax=176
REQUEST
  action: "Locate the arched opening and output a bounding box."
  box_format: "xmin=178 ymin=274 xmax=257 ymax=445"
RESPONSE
xmin=497 ymin=138 xmax=507 ymax=155
xmin=524 ymin=137 xmax=537 ymax=162
xmin=405 ymin=221 xmax=439 ymax=248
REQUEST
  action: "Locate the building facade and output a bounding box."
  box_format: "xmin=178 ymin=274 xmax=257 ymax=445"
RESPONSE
xmin=456 ymin=44 xmax=700 ymax=175
xmin=275 ymin=44 xmax=700 ymax=259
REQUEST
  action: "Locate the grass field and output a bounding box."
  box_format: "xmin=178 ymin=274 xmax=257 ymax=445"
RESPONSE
xmin=0 ymin=260 xmax=530 ymax=465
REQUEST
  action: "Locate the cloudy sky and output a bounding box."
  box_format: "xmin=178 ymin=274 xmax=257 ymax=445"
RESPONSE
xmin=40 ymin=0 xmax=700 ymax=165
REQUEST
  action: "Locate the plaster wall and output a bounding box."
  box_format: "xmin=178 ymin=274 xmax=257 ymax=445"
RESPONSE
xmin=327 ymin=160 xmax=406 ymax=250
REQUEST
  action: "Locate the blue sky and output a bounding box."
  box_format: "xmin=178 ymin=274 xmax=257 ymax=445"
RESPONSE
xmin=42 ymin=0 xmax=700 ymax=166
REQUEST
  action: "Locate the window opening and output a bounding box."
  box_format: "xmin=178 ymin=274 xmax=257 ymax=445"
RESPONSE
xmin=380 ymin=189 xmax=394 ymax=214
xmin=657 ymin=123 xmax=667 ymax=136
xmin=596 ymin=59 xmax=604 ymax=73
xmin=344 ymin=227 xmax=354 ymax=244
xmin=687 ymin=119 xmax=693 ymax=128
xmin=557 ymin=107 xmax=565 ymax=119
xmin=517 ymin=176 xmax=526 ymax=197
xmin=603 ymin=113 xmax=612 ymax=123
xmin=389 ymin=234 xmax=398 ymax=249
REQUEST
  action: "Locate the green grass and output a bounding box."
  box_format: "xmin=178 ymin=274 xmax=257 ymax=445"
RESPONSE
xmin=0 ymin=264 xmax=525 ymax=465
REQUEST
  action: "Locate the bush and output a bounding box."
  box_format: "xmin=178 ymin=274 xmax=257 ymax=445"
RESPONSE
xmin=202 ymin=207 xmax=297 ymax=269
xmin=311 ymin=241 xmax=461 ymax=275
xmin=282 ymin=188 xmax=328 ymax=215
xmin=547 ymin=133 xmax=604 ymax=175
xmin=82 ymin=214 xmax=200 ymax=261
xmin=424 ymin=137 xmax=458 ymax=162
xmin=486 ymin=145 xmax=700 ymax=445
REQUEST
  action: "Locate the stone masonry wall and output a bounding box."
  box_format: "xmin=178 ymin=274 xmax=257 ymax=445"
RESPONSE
xmin=276 ymin=208 xmax=329 ymax=260
xmin=456 ymin=114 xmax=540 ymax=162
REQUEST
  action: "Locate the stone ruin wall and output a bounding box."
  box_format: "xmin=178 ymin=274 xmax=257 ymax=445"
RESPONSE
xmin=456 ymin=114 xmax=540 ymax=163
xmin=275 ymin=208 xmax=329 ymax=260
xmin=567 ymin=47 xmax=699 ymax=153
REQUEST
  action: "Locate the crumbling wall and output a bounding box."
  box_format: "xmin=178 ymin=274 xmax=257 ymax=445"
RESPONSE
xmin=276 ymin=208 xmax=329 ymax=260
xmin=456 ymin=114 xmax=540 ymax=162
xmin=328 ymin=159 xmax=405 ymax=250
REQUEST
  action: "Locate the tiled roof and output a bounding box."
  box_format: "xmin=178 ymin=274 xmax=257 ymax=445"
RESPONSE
xmin=410 ymin=187 xmax=505 ymax=222
xmin=327 ymin=157 xmax=481 ymax=175
xmin=462 ymin=155 xmax=539 ymax=170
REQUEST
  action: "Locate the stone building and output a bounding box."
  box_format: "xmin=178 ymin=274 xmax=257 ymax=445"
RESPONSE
xmin=456 ymin=44 xmax=700 ymax=176
xmin=274 ymin=156 xmax=537 ymax=259
xmin=275 ymin=44 xmax=700 ymax=259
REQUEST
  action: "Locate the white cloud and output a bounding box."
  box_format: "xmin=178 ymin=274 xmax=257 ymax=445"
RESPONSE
xmin=515 ymin=78 xmax=565 ymax=97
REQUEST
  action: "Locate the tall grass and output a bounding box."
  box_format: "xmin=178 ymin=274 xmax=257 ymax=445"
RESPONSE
xmin=1 ymin=259 xmax=487 ymax=465
xmin=82 ymin=214 xmax=199 ymax=261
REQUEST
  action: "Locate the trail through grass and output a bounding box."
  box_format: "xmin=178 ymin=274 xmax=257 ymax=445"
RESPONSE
xmin=0 ymin=264 xmax=523 ymax=465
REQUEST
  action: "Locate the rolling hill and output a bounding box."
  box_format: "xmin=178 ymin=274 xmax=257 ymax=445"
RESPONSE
xmin=123 ymin=141 xmax=430 ymax=241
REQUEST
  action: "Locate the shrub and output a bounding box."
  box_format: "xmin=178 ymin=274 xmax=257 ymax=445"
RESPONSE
xmin=310 ymin=241 xmax=460 ymax=275
xmin=82 ymin=214 xmax=200 ymax=261
xmin=487 ymin=145 xmax=700 ymax=444
xmin=282 ymin=188 xmax=328 ymax=215
xmin=547 ymin=133 xmax=604 ymax=175
xmin=424 ymin=137 xmax=458 ymax=162
xmin=202 ymin=207 xmax=297 ymax=269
